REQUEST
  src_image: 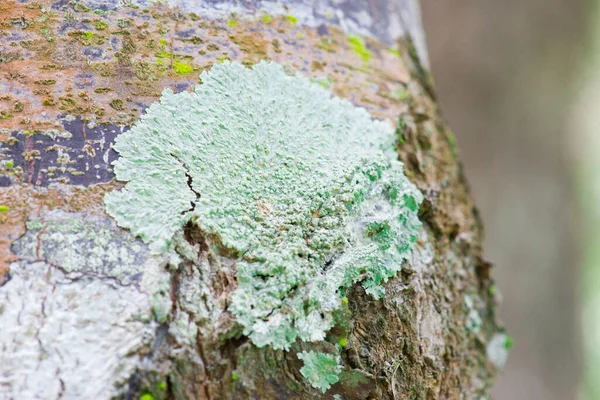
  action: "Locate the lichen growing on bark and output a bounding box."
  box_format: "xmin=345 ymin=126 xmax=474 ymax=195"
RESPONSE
xmin=12 ymin=209 xmax=149 ymax=285
xmin=105 ymin=61 xmax=422 ymax=350
xmin=297 ymin=350 xmax=342 ymax=393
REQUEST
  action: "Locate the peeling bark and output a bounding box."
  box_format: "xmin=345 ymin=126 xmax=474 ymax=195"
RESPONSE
xmin=0 ymin=1 xmax=503 ymax=399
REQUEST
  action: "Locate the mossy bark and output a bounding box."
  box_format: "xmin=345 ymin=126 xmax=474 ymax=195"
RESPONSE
xmin=0 ymin=1 xmax=503 ymax=399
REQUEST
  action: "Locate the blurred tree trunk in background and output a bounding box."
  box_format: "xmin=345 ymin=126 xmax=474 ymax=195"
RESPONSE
xmin=422 ymin=1 xmax=585 ymax=399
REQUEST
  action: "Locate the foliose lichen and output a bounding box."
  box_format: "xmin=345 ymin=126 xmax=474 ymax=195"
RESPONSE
xmin=104 ymin=61 xmax=422 ymax=350
xmin=297 ymin=350 xmax=342 ymax=393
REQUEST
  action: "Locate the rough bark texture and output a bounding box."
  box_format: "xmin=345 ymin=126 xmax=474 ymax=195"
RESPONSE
xmin=0 ymin=1 xmax=503 ymax=399
xmin=421 ymin=3 xmax=584 ymax=399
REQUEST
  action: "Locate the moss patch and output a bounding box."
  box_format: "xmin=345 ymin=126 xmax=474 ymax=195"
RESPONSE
xmin=172 ymin=59 xmax=194 ymax=75
xmin=347 ymin=34 xmax=371 ymax=62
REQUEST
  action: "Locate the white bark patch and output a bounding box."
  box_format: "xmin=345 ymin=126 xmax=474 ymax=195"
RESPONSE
xmin=12 ymin=209 xmax=150 ymax=285
xmin=0 ymin=261 xmax=157 ymax=399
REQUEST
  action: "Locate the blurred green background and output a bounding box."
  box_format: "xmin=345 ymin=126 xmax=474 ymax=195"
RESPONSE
xmin=421 ymin=1 xmax=591 ymax=398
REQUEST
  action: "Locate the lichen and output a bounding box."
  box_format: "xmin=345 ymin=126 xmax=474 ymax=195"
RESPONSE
xmin=104 ymin=61 xmax=422 ymax=350
xmin=297 ymin=350 xmax=342 ymax=393
xmin=12 ymin=210 xmax=151 ymax=285
xmin=465 ymin=294 xmax=483 ymax=334
xmin=486 ymin=333 xmax=512 ymax=370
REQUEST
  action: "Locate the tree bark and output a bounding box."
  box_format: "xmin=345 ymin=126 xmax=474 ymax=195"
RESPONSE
xmin=0 ymin=1 xmax=503 ymax=399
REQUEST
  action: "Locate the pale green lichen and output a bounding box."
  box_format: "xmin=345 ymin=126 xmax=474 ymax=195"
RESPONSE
xmin=465 ymin=294 xmax=483 ymax=334
xmin=486 ymin=333 xmax=512 ymax=370
xmin=297 ymin=350 xmax=342 ymax=393
xmin=105 ymin=61 xmax=422 ymax=349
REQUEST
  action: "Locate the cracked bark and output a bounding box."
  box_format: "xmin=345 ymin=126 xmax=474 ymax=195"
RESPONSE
xmin=0 ymin=0 xmax=503 ymax=399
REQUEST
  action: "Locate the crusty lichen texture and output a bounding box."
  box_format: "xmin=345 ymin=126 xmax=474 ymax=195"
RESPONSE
xmin=105 ymin=61 xmax=422 ymax=350
xmin=297 ymin=350 xmax=342 ymax=393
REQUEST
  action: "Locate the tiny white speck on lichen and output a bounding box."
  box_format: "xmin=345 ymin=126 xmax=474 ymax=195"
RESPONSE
xmin=105 ymin=60 xmax=422 ymax=350
xmin=297 ymin=350 xmax=342 ymax=393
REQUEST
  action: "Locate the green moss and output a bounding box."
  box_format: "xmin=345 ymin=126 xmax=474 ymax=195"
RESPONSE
xmin=80 ymin=31 xmax=96 ymax=45
xmin=73 ymin=2 xmax=91 ymax=12
xmin=105 ymin=61 xmax=422 ymax=350
xmin=388 ymin=48 xmax=401 ymax=58
xmin=287 ymin=15 xmax=299 ymax=24
xmin=35 ymin=79 xmax=56 ymax=85
xmin=6 ymin=161 xmax=14 ymax=168
xmin=0 ymin=205 xmax=9 ymax=212
xmin=504 ymin=335 xmax=514 ymax=349
xmin=446 ymin=130 xmax=458 ymax=157
xmin=110 ymin=99 xmax=124 ymax=110
xmin=297 ymin=351 xmax=341 ymax=393
xmin=396 ymin=119 xmax=407 ymax=145
xmin=228 ymin=19 xmax=237 ymax=27
xmin=393 ymin=89 xmax=410 ymax=102
xmin=140 ymin=394 xmax=154 ymax=400
xmin=94 ymin=19 xmax=108 ymax=30
xmin=261 ymin=14 xmax=272 ymax=24
xmin=347 ymin=35 xmax=371 ymax=62
xmin=311 ymin=76 xmax=333 ymax=89
xmin=135 ymin=61 xmax=156 ymax=81
xmin=172 ymin=59 xmax=194 ymax=75
xmin=40 ymin=28 xmax=54 ymax=42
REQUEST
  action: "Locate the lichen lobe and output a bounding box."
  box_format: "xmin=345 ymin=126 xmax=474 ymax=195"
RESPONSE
xmin=104 ymin=61 xmax=423 ymax=350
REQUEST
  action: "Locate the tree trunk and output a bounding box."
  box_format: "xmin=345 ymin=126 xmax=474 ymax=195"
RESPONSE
xmin=0 ymin=1 xmax=503 ymax=399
